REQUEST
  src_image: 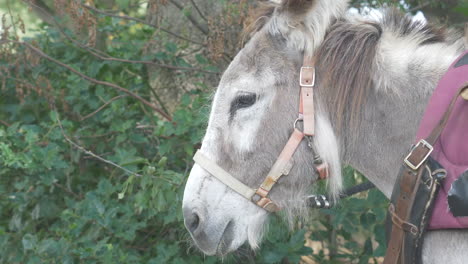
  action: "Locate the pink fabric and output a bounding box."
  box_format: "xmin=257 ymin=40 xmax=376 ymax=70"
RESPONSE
xmin=415 ymin=50 xmax=468 ymax=229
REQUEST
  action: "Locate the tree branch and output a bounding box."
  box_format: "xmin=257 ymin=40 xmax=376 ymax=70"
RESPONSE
xmin=7 ymin=0 xmax=19 ymax=37
xmin=22 ymin=0 xmax=57 ymax=26
xmin=80 ymin=95 xmax=127 ymax=121
xmin=14 ymin=40 xmax=172 ymax=121
xmin=167 ymin=0 xmax=209 ymax=35
xmin=0 ymin=120 xmax=11 ymax=127
xmin=25 ymin=0 xmax=218 ymax=74
xmin=55 ymin=112 xmax=143 ymax=177
xmin=406 ymin=0 xmax=466 ymax=27
xmin=407 ymin=2 xmax=431 ymax=13
xmin=189 ymin=0 xmax=208 ymax=22
xmin=54 ymin=182 xmax=83 ymax=200
xmin=84 ymin=47 xmax=219 ymax=74
xmin=81 ymin=4 xmax=205 ymax=45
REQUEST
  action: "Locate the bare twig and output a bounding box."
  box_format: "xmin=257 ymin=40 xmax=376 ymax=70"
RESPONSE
xmin=0 ymin=120 xmax=11 ymax=127
xmin=22 ymin=0 xmax=56 ymax=26
xmin=54 ymin=182 xmax=83 ymax=200
xmin=55 ymin=112 xmax=142 ymax=177
xmin=6 ymin=0 xmax=18 ymax=37
xmin=81 ymin=95 xmax=127 ymax=121
xmin=83 ymin=47 xmax=219 ymax=74
xmin=189 ymin=0 xmax=208 ymax=22
xmin=407 ymin=2 xmax=431 ymax=13
xmin=25 ymin=0 xmax=218 ymax=74
xmin=81 ymin=4 xmax=205 ymax=45
xmin=167 ymin=0 xmax=209 ymax=35
xmin=16 ymin=41 xmax=172 ymax=121
xmin=76 ymin=132 xmax=116 ymax=139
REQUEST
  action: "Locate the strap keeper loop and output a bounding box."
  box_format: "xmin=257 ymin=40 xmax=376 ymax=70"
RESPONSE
xmin=388 ymin=204 xmax=419 ymax=236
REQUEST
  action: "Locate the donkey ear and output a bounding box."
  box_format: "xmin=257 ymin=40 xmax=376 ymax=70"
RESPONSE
xmin=268 ymin=0 xmax=315 ymax=9
xmin=269 ymin=0 xmax=314 ymax=8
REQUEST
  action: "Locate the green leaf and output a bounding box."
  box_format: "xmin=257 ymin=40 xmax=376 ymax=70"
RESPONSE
xmin=116 ymin=0 xmax=130 ymax=9
xmin=165 ymin=42 xmax=178 ymax=54
xmin=454 ymin=2 xmax=468 ymax=15
xmin=22 ymin=234 xmax=37 ymax=251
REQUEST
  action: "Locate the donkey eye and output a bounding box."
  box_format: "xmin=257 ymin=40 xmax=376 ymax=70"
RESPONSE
xmin=236 ymin=93 xmax=257 ymax=108
xmin=230 ymin=93 xmax=257 ymax=115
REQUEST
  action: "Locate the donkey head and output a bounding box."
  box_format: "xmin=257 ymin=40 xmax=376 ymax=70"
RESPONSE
xmin=182 ymin=0 xmax=347 ymax=255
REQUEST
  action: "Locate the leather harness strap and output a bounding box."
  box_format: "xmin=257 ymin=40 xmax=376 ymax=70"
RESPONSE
xmin=300 ymin=56 xmax=316 ymax=136
xmin=193 ymin=55 xmax=329 ymax=213
xmin=193 ymin=151 xmax=256 ymax=200
xmin=300 ymin=57 xmax=329 ymax=180
xmin=384 ymin=82 xmax=468 ymax=264
xmin=251 ymin=57 xmax=329 ymax=211
xmin=253 ymin=128 xmax=304 ymax=212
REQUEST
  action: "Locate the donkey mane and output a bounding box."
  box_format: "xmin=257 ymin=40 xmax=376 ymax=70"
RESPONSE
xmin=316 ymin=18 xmax=381 ymax=132
xmin=246 ymin=6 xmax=460 ymax=133
xmin=317 ymin=9 xmax=458 ymax=132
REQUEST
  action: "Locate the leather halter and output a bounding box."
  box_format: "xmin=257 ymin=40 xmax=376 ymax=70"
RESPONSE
xmin=193 ymin=56 xmax=329 ymax=213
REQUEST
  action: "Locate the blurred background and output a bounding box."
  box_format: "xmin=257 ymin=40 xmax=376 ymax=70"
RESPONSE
xmin=0 ymin=0 xmax=466 ymax=263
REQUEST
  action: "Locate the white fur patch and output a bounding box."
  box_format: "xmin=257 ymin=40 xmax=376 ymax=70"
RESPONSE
xmin=315 ymin=114 xmax=342 ymax=199
xmin=375 ymin=29 xmax=462 ymax=96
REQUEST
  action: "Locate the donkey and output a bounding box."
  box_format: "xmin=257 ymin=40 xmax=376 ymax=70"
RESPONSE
xmin=182 ymin=0 xmax=468 ymax=262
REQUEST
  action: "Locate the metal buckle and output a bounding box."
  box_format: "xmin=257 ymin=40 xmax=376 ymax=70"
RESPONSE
xmin=299 ymin=66 xmax=315 ymax=87
xmin=404 ymin=139 xmax=434 ymax=170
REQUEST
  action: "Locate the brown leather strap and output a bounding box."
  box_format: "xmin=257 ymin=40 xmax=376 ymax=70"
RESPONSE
xmin=426 ymin=82 xmax=468 ymax=145
xmin=384 ymin=167 xmax=424 ymax=264
xmin=384 ymin=82 xmax=468 ymax=264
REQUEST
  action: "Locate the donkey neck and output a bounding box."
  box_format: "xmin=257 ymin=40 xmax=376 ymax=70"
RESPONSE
xmin=341 ymin=82 xmax=436 ymax=198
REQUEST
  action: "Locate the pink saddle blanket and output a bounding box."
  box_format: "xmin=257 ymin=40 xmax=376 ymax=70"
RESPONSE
xmin=415 ymin=50 xmax=468 ymax=229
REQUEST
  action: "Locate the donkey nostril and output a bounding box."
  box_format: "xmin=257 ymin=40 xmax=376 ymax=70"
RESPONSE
xmin=189 ymin=213 xmax=200 ymax=232
xmin=184 ymin=209 xmax=202 ymax=234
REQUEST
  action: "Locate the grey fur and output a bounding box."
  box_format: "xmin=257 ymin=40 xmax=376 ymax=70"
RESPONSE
xmin=183 ymin=1 xmax=468 ymax=260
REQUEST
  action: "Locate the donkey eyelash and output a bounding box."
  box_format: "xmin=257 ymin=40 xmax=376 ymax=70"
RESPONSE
xmin=229 ymin=93 xmax=257 ymax=116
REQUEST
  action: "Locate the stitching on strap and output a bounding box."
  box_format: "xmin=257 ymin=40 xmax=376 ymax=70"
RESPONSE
xmin=388 ymin=204 xmax=419 ymax=236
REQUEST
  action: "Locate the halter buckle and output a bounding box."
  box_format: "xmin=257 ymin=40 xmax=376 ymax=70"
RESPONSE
xmin=404 ymin=139 xmax=433 ymax=170
xmin=300 ymin=66 xmax=315 ymax=87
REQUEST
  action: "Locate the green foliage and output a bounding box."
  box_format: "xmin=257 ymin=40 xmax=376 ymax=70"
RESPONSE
xmin=454 ymin=1 xmax=468 ymax=16
xmin=309 ymin=169 xmax=388 ymax=264
xmin=1 ymin=1 xmax=389 ymax=263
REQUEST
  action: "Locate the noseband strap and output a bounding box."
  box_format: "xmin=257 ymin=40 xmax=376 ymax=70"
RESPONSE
xmin=193 ymin=56 xmax=329 ymax=213
xmin=193 ymin=151 xmax=256 ymax=200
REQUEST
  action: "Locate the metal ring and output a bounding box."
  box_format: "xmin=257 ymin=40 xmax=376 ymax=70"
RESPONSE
xmin=293 ymin=118 xmax=303 ymax=130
